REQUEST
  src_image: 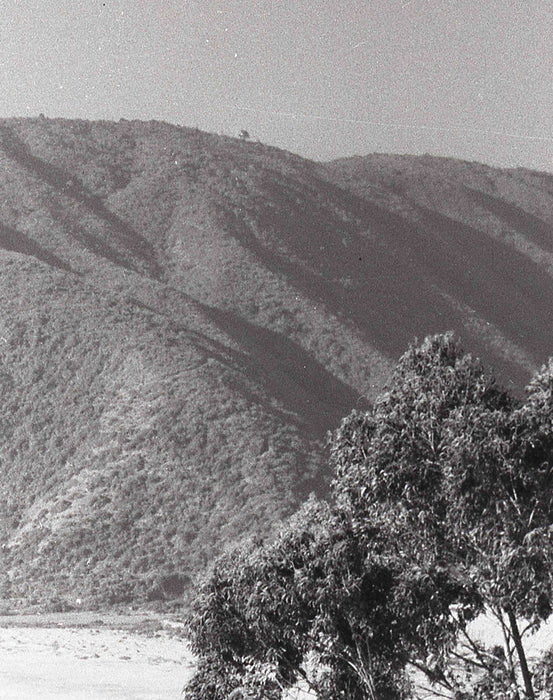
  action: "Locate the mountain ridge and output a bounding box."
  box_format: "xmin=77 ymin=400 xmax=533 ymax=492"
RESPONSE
xmin=0 ymin=117 xmax=551 ymax=607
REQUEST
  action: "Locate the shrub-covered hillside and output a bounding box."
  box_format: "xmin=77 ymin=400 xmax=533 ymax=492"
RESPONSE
xmin=0 ymin=117 xmax=552 ymax=606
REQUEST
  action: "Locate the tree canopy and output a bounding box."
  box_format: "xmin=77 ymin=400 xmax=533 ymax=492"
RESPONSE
xmin=184 ymin=334 xmax=553 ymax=700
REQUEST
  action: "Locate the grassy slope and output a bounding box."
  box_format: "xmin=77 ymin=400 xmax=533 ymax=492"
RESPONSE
xmin=0 ymin=118 xmax=552 ymax=606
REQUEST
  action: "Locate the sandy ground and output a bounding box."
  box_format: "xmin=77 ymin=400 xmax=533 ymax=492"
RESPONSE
xmin=0 ymin=613 xmax=196 ymax=699
xmin=1 ymin=611 xmax=552 ymax=699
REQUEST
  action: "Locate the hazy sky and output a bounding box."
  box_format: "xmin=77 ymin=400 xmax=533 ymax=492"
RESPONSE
xmin=2 ymin=0 xmax=553 ymax=170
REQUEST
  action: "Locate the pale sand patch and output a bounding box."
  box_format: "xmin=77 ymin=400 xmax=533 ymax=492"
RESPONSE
xmin=2 ymin=612 xmax=552 ymax=699
xmin=0 ymin=624 xmax=196 ymax=699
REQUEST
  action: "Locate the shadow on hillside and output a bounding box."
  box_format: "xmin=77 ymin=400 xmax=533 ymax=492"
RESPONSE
xmin=215 ymin=187 xmax=466 ymax=359
xmin=339 ymin=185 xmax=553 ymax=379
xmin=198 ymin=303 xmax=368 ymax=435
xmin=133 ymin=294 xmax=366 ymax=437
xmin=411 ymin=203 xmax=553 ymax=363
xmin=220 ymin=172 xmax=548 ymax=388
xmin=0 ymin=221 xmax=72 ymax=273
xmin=464 ymin=186 xmax=553 ymax=254
xmin=45 ymin=197 xmax=149 ymax=275
xmin=0 ymin=126 xmax=162 ymax=279
xmin=338 ymin=180 xmax=553 ymax=378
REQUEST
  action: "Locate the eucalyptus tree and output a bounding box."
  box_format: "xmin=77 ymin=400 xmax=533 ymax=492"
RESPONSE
xmin=184 ymin=494 xmax=470 ymax=700
xmin=185 ymin=334 xmax=553 ymax=700
xmin=332 ymin=334 xmax=553 ymax=698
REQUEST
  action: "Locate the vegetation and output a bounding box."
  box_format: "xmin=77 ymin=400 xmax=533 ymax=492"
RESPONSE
xmin=1 ymin=116 xmax=553 ymax=607
xmin=185 ymin=334 xmax=553 ymax=699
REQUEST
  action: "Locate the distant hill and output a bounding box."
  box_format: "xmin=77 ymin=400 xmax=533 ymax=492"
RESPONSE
xmin=0 ymin=117 xmax=552 ymax=607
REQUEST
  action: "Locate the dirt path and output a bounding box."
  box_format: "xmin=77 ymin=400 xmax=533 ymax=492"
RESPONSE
xmin=0 ymin=613 xmax=196 ymax=699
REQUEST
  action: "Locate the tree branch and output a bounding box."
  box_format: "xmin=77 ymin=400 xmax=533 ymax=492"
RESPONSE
xmin=507 ymin=609 xmax=535 ymax=700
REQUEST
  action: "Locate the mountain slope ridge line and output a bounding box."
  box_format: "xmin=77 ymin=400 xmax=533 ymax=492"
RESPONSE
xmin=0 ymin=116 xmax=551 ymax=606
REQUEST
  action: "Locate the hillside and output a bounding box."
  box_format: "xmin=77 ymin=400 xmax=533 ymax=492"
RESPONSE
xmin=0 ymin=117 xmax=552 ymax=607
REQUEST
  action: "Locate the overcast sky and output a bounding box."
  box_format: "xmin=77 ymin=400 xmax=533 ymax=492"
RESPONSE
xmin=2 ymin=0 xmax=553 ymax=170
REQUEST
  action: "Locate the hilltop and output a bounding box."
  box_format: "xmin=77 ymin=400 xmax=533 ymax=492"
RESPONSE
xmin=0 ymin=117 xmax=552 ymax=607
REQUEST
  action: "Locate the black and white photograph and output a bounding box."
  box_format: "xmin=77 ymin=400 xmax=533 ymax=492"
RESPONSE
xmin=1 ymin=1 xmax=553 ymax=698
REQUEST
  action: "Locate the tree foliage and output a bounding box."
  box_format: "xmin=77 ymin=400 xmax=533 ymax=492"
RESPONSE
xmin=185 ymin=334 xmax=553 ymax=699
xmin=185 ymin=496 xmax=470 ymax=700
